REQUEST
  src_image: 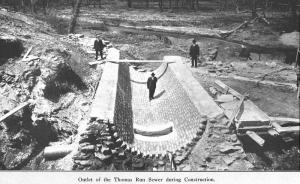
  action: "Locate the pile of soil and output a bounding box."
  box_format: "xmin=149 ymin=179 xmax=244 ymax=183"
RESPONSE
xmin=0 ymin=9 xmax=98 ymax=170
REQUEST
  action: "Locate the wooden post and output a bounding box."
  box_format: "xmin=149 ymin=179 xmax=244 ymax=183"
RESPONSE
xmin=246 ymin=131 xmax=265 ymax=147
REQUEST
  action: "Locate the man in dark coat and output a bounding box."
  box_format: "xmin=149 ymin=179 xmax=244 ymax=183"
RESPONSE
xmin=94 ymin=36 xmax=105 ymax=60
xmin=147 ymin=73 xmax=158 ymax=101
xmin=189 ymin=39 xmax=200 ymax=67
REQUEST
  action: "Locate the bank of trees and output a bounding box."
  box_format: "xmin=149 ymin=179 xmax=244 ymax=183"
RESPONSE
xmin=0 ymin=0 xmax=298 ymax=30
xmin=1 ymin=0 xmax=298 ymax=13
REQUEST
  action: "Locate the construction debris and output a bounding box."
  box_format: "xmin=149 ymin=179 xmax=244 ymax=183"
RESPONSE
xmin=206 ymin=61 xmax=234 ymax=74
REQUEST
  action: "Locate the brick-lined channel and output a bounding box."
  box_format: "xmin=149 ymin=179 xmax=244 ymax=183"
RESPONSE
xmin=72 ymin=49 xmax=223 ymax=170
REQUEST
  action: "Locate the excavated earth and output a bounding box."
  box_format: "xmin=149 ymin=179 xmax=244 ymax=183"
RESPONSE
xmin=0 ymin=9 xmax=98 ymax=170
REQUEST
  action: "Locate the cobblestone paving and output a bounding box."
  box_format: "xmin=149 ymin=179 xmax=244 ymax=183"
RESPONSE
xmin=114 ymin=63 xmax=207 ymax=155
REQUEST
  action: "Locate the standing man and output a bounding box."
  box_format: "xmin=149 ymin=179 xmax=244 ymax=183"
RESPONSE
xmin=94 ymin=35 xmax=105 ymax=60
xmin=189 ymin=39 xmax=200 ymax=68
xmin=295 ymin=48 xmax=300 ymax=98
xmin=147 ymin=73 xmax=158 ymax=101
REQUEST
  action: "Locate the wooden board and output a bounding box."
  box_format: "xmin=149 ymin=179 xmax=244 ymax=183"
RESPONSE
xmin=246 ymin=131 xmax=265 ymax=147
xmin=89 ymin=59 xmax=167 ymax=65
xmin=0 ymin=101 xmax=30 ymax=123
xmin=270 ymin=117 xmax=300 ymax=124
xmin=215 ymin=80 xmax=243 ymax=99
xmin=215 ymin=94 xmax=235 ymax=103
xmin=215 ymin=80 xmax=270 ymax=129
xmin=22 ymin=46 xmax=33 ymax=61
xmin=272 ymin=122 xmax=300 ymax=134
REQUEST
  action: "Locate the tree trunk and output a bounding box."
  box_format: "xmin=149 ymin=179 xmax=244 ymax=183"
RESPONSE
xmin=127 ymin=0 xmax=132 ymax=8
xmin=251 ymin=0 xmax=257 ymax=18
xmin=68 ymin=0 xmax=82 ymax=34
xmin=159 ymin=0 xmax=163 ymax=11
xmin=288 ymin=0 xmax=298 ymax=30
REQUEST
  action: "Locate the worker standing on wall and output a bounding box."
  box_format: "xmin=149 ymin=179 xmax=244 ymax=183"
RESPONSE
xmin=147 ymin=73 xmax=157 ymax=101
xmin=94 ymin=35 xmax=105 ymax=60
xmin=295 ymin=47 xmax=300 ymax=98
xmin=189 ymin=39 xmax=200 ymax=68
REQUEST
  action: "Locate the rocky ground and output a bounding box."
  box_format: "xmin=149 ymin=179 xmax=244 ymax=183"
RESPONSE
xmin=0 ymin=9 xmax=99 ymax=170
xmin=0 ymin=5 xmax=299 ymax=170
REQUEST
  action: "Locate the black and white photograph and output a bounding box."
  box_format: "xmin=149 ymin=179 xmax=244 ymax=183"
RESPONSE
xmin=0 ymin=0 xmax=299 ymax=183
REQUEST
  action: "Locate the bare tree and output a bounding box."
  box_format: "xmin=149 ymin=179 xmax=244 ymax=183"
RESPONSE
xmin=30 ymin=0 xmax=48 ymax=14
xmin=251 ymin=0 xmax=257 ymax=18
xmin=159 ymin=0 xmax=163 ymax=11
xmin=288 ymin=0 xmax=298 ymax=30
xmin=68 ymin=0 xmax=82 ymax=34
xmin=127 ymin=0 xmax=132 ymax=8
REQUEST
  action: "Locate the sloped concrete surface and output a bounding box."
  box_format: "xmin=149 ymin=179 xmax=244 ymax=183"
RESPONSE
xmin=90 ymin=50 xmax=223 ymax=154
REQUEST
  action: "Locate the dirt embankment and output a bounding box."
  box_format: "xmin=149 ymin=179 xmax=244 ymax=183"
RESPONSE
xmin=0 ymin=9 xmax=99 ymax=170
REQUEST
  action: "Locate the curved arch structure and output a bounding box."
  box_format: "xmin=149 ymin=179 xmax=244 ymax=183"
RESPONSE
xmin=90 ymin=48 xmax=223 ymax=155
xmin=129 ymin=62 xmax=169 ymax=84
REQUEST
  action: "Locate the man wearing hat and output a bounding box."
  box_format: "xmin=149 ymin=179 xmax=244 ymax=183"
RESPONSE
xmin=189 ymin=39 xmax=200 ymax=67
xmin=147 ymin=73 xmax=158 ymax=101
xmin=94 ymin=35 xmax=105 ymax=60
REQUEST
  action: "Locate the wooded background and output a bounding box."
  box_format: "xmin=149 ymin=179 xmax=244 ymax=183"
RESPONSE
xmin=0 ymin=0 xmax=299 ymax=32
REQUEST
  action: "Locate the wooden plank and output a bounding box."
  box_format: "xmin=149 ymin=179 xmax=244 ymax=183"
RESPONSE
xmin=113 ymin=59 xmax=165 ymax=63
xmin=254 ymin=67 xmax=288 ymax=79
xmin=268 ymin=129 xmax=280 ymax=136
xmin=215 ymin=80 xmax=243 ymax=99
xmin=0 ymin=101 xmax=30 ymax=122
xmin=272 ymin=122 xmax=300 ymax=134
xmin=89 ymin=61 xmax=105 ymax=66
xmin=227 ymin=95 xmax=246 ymax=128
xmin=215 ymin=94 xmax=235 ymax=103
xmin=22 ymin=46 xmax=33 ymax=61
xmin=89 ymin=59 xmax=166 ymax=65
xmin=215 ymin=80 xmax=271 ymax=132
xmin=270 ymin=116 xmax=300 ymax=124
xmin=277 ymin=126 xmax=299 ymax=134
xmin=238 ymin=125 xmax=271 ymax=132
xmin=246 ymin=131 xmax=265 ymax=147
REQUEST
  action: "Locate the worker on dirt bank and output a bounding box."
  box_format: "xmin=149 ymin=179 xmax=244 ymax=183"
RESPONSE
xmin=239 ymin=45 xmax=252 ymax=60
xmin=94 ymin=35 xmax=105 ymax=60
xmin=147 ymin=73 xmax=158 ymax=101
xmin=189 ymin=39 xmax=200 ymax=68
xmin=295 ymin=48 xmax=300 ymax=98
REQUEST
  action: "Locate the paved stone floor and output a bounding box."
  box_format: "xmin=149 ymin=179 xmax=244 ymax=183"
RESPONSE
xmin=115 ymin=63 xmax=207 ymax=155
